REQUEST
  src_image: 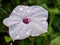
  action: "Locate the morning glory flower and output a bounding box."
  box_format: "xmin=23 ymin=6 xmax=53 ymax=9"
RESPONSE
xmin=3 ymin=5 xmax=48 ymax=41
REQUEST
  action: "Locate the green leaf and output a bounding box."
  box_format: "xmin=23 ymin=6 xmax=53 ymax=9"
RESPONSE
xmin=0 ymin=25 xmax=6 ymax=32
xmin=0 ymin=8 xmax=8 ymax=15
xmin=11 ymin=0 xmax=20 ymax=6
xmin=15 ymin=0 xmax=20 ymax=5
xmin=50 ymin=36 xmax=60 ymax=45
xmin=19 ymin=39 xmax=32 ymax=45
xmin=4 ymin=36 xmax=12 ymax=43
xmin=50 ymin=33 xmax=60 ymax=41
xmin=37 ymin=0 xmax=48 ymax=5
xmin=35 ymin=36 xmax=47 ymax=45
xmin=49 ymin=8 xmax=59 ymax=14
xmin=52 ymin=15 xmax=60 ymax=32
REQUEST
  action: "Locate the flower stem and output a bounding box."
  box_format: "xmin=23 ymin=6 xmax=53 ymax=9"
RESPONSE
xmin=32 ymin=38 xmax=35 ymax=45
xmin=29 ymin=37 xmax=35 ymax=45
xmin=45 ymin=36 xmax=50 ymax=45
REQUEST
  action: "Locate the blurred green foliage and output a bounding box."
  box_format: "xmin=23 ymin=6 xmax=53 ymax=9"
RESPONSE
xmin=0 ymin=0 xmax=60 ymax=45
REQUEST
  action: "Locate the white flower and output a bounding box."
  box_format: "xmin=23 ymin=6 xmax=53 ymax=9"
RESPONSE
xmin=3 ymin=5 xmax=48 ymax=41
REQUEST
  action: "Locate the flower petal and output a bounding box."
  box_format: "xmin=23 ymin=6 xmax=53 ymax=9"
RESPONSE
xmin=9 ymin=22 xmax=31 ymax=40
xmin=30 ymin=6 xmax=48 ymax=21
xmin=3 ymin=15 xmax=21 ymax=27
xmin=11 ymin=5 xmax=30 ymax=18
xmin=30 ymin=21 xmax=48 ymax=36
xmin=37 ymin=21 xmax=48 ymax=32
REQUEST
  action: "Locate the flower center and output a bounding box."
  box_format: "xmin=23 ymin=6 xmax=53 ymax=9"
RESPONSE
xmin=23 ymin=18 xmax=31 ymax=24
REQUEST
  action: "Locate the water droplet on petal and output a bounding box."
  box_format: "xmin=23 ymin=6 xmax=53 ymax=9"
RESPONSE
xmin=16 ymin=36 xmax=19 ymax=39
xmin=19 ymin=8 xmax=24 ymax=11
xmin=27 ymin=10 xmax=30 ymax=13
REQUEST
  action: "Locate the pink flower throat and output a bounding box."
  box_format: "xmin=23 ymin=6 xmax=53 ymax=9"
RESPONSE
xmin=23 ymin=18 xmax=31 ymax=24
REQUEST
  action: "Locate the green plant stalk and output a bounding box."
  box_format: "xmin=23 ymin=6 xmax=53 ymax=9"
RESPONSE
xmin=49 ymin=12 xmax=55 ymax=26
xmin=48 ymin=9 xmax=55 ymax=34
